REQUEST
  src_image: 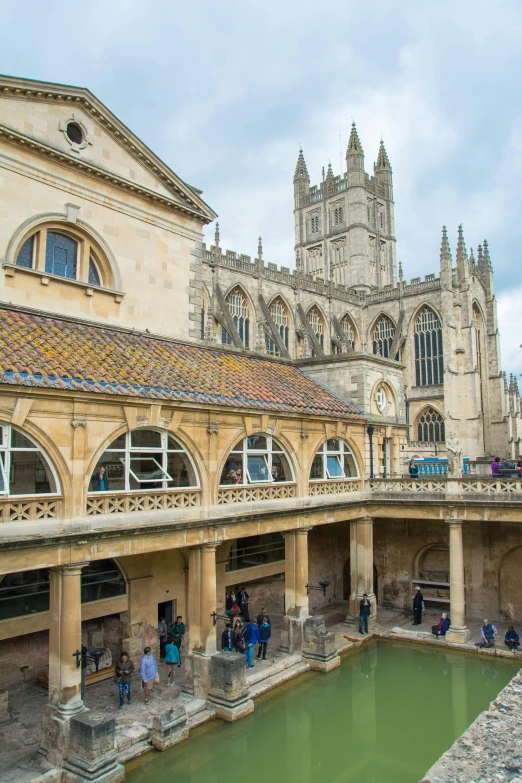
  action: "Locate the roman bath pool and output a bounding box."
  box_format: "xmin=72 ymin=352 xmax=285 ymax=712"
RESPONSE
xmin=126 ymin=642 xmax=519 ymax=783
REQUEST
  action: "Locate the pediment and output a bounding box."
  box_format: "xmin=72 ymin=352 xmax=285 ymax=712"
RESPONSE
xmin=0 ymin=76 xmax=216 ymax=222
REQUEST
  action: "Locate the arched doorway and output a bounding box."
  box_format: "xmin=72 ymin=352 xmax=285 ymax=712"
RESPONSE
xmin=342 ymin=558 xmax=378 ymax=601
xmin=500 ymin=547 xmax=522 ymax=621
xmin=415 ymin=545 xmax=449 ymax=582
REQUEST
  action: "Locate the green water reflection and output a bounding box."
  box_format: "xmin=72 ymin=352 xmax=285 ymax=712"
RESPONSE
xmin=126 ymin=642 xmax=518 ymax=783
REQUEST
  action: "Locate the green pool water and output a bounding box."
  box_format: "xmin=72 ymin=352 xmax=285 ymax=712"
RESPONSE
xmin=126 ymin=642 xmax=519 ymax=783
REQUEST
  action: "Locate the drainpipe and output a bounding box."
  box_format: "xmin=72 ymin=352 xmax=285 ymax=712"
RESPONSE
xmin=367 ymin=424 xmax=375 ymax=479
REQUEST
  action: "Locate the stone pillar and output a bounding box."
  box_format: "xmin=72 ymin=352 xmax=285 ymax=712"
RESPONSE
xmin=41 ymin=563 xmax=87 ymax=766
xmin=302 ymin=615 xmax=340 ymax=672
xmin=280 ymin=528 xmax=311 ymax=655
xmin=151 ymin=704 xmax=189 ymax=751
xmin=445 ymin=519 xmax=470 ymax=643
xmin=347 ymin=517 xmax=376 ymax=629
xmin=63 ymin=712 xmax=124 ymax=783
xmin=184 ymin=542 xmax=219 ymax=698
xmin=208 ymin=652 xmax=254 ymax=722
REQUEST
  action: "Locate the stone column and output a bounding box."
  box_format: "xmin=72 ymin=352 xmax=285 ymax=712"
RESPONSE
xmin=280 ymin=528 xmax=311 ymax=654
xmin=184 ymin=542 xmax=219 ymax=698
xmin=347 ymin=517 xmax=376 ymax=629
xmin=445 ymin=519 xmax=470 ymax=643
xmin=41 ymin=563 xmax=87 ymax=766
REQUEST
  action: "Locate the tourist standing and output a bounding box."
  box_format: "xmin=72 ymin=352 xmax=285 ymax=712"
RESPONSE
xmin=431 ymin=613 xmax=450 ymax=637
xmin=257 ymin=616 xmax=271 ymax=661
xmin=221 ymin=622 xmax=234 ymax=652
xmin=359 ymin=593 xmax=371 ymax=634
xmin=164 ymin=636 xmax=181 ymax=685
xmin=233 ymin=619 xmax=245 ymax=653
xmin=91 ymin=465 xmax=109 ymax=491
xmin=256 ymin=608 xmax=271 ymax=626
xmin=242 ymin=620 xmax=261 ymax=668
xmin=408 ymin=458 xmax=419 ymax=478
xmin=115 ymin=651 xmax=134 ymax=708
xmin=476 ymin=619 xmax=498 ymax=648
xmin=158 ymin=616 xmax=168 ymax=658
xmin=140 ymin=647 xmax=159 ymax=704
xmin=491 ymin=457 xmax=502 ymax=477
xmin=412 ymin=586 xmax=423 ymax=625
xmin=239 ymin=586 xmax=250 ymax=621
xmin=169 ymin=616 xmax=185 ymax=666
xmin=505 ymin=625 xmax=520 ymax=653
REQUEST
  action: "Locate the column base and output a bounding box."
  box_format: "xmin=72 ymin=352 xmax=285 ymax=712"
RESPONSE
xmin=445 ymin=626 xmax=470 ymax=644
xmin=279 ymin=616 xmax=305 ymax=654
xmin=63 ymin=711 xmax=123 ymax=783
xmin=302 ymin=616 xmax=340 ymax=672
xmin=208 ymin=652 xmax=254 ymax=722
xmin=182 ymin=652 xmax=213 ymax=699
xmin=152 ymin=704 xmax=189 ymax=751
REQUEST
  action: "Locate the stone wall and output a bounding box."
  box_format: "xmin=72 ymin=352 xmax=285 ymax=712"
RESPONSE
xmin=0 ymin=629 xmax=49 ymax=687
xmin=225 ymin=573 xmax=285 ymax=617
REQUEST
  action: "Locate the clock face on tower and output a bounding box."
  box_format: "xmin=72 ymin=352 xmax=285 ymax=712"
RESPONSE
xmin=376 ymin=386 xmax=388 ymax=414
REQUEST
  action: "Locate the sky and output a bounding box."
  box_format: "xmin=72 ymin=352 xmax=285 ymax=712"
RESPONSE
xmin=1 ymin=0 xmax=521 ymax=375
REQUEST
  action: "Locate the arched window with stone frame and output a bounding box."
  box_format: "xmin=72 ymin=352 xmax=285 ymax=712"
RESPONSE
xmin=414 ymin=306 xmax=444 ymax=386
xmin=265 ymin=297 xmax=289 ymax=356
xmin=333 ymin=313 xmax=357 ymax=354
xmin=307 ymin=305 xmax=325 ymax=356
xmin=372 ymin=314 xmax=397 ymax=359
xmin=416 ymin=407 xmax=445 ymax=443
xmin=0 ymin=422 xmax=60 ymax=496
xmin=221 ymin=286 xmax=250 ymax=348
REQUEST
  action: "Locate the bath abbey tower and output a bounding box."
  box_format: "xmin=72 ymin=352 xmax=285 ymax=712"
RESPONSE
xmin=0 ymin=76 xmax=522 ymax=780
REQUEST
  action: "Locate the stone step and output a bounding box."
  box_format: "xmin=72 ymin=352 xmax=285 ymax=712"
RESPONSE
xmin=246 ymin=653 xmax=302 ymax=686
xmin=249 ymin=661 xmax=309 ymax=699
xmin=184 ymin=697 xmax=207 ymax=718
xmin=117 ymin=739 xmax=151 ymax=764
xmin=187 ymin=707 xmax=214 ymax=730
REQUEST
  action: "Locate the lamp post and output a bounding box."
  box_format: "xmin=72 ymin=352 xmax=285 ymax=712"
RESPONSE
xmin=305 ymin=578 xmax=331 ymax=597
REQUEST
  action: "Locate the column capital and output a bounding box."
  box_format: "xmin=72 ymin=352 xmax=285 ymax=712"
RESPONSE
xmin=191 ymin=541 xmax=223 ymax=552
xmin=296 ymin=526 xmax=313 ymax=535
xmin=357 ymin=516 xmax=373 ymax=525
xmin=50 ymin=562 xmax=89 ymax=577
xmin=446 ymin=517 xmax=464 ymax=527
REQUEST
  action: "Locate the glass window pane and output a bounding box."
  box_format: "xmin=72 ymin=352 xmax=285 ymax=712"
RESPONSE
xmin=220 ymin=456 xmax=243 ymax=485
xmin=107 ymin=434 xmax=126 ymax=450
xmin=310 ymin=454 xmax=323 ymax=480
xmin=0 ymin=454 xmax=7 ymax=494
xmin=167 ymin=435 xmax=184 ymax=451
xmin=326 ymin=455 xmax=345 ymax=478
xmin=327 ymin=439 xmax=341 ymax=451
xmin=16 ymin=236 xmax=35 ymax=268
xmin=167 ymin=452 xmax=196 ymax=487
xmin=342 ymin=452 xmax=358 ymax=477
xmin=88 ymin=258 xmax=101 ymax=286
xmin=271 ymin=453 xmax=291 ymax=482
xmin=247 ymin=435 xmax=267 ymax=450
xmin=128 ymin=456 xmax=170 ymax=486
xmin=89 ymin=452 xmax=121 ymax=491
xmin=81 ymin=559 xmax=126 ymax=602
xmin=11 ymin=430 xmax=36 ymax=449
xmin=45 ymin=232 xmax=77 ymax=279
xmin=10 ymin=451 xmax=56 ymax=494
xmin=131 ymin=430 xmax=162 ymax=448
xmin=247 ymin=455 xmax=269 ymax=483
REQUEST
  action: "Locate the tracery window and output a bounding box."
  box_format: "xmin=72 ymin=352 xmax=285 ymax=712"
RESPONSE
xmin=0 ymin=424 xmax=58 ymax=496
xmin=417 ymin=408 xmax=445 ymax=443
xmin=372 ymin=315 xmax=396 ymax=359
xmin=0 ymin=560 xmax=126 ymax=621
xmin=265 ymin=297 xmax=289 ymax=356
xmin=220 ymin=435 xmax=293 ymax=486
xmin=333 ymin=206 xmax=344 ymax=225
xmin=310 ymin=439 xmax=358 ymax=481
xmin=340 ymin=314 xmax=356 ymax=350
xmin=88 ymin=430 xmax=198 ymax=492
xmin=309 ymin=214 xmax=320 ymax=235
xmin=221 ymin=287 xmax=250 ymax=348
xmin=414 ymin=306 xmax=443 ymax=386
xmin=307 ymin=306 xmax=325 ymax=355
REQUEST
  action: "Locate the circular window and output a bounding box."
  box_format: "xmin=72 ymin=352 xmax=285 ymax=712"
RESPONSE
xmin=66 ymin=122 xmax=83 ymax=145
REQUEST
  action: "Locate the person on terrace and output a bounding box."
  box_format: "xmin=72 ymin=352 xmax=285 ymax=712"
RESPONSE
xmin=505 ymin=625 xmax=520 ymax=653
xmin=476 ymin=619 xmax=498 ymax=648
xmin=491 ymin=457 xmax=502 ymax=477
xmin=115 ymin=651 xmax=134 ymax=709
xmin=408 ymin=458 xmax=419 ymax=478
xmin=140 ymin=646 xmax=158 ymax=704
xmin=359 ymin=593 xmax=371 ymax=635
xmin=431 ymin=612 xmax=450 ymax=637
xmin=91 ymin=464 xmax=109 ymax=491
xmin=412 ymin=585 xmax=424 ymax=625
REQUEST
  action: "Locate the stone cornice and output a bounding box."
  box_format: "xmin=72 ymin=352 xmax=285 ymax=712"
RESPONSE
xmin=0 ymin=75 xmax=217 ymax=223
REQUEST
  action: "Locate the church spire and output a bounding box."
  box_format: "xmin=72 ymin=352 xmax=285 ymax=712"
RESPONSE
xmin=294 ymin=147 xmax=309 ymax=182
xmin=346 ymin=122 xmax=365 ymax=185
xmin=483 ymin=239 xmax=492 ymax=269
xmin=375 ymin=139 xmax=391 ymax=171
xmin=347 ymin=121 xmax=363 ymax=154
xmin=440 ymin=225 xmax=452 ymax=289
xmin=456 ymin=224 xmax=469 ymax=286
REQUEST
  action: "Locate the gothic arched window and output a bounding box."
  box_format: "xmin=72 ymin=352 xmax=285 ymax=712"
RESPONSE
xmin=417 ymin=408 xmax=445 ymax=443
xmin=340 ymin=314 xmax=356 ymax=350
xmin=221 ymin=287 xmax=250 ymax=348
xmin=307 ymin=306 xmax=325 ymax=356
xmin=414 ymin=306 xmax=444 ymax=386
xmin=372 ymin=315 xmax=396 ymax=359
xmin=265 ymin=297 xmax=289 ymax=356
xmin=88 ymin=430 xmax=199 ymax=492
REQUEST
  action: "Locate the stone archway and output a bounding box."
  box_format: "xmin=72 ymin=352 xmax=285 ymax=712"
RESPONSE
xmin=500 ymin=547 xmax=522 ymax=621
xmin=414 ymin=544 xmax=449 ymax=582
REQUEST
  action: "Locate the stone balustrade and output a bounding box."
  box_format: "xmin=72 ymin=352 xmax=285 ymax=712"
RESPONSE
xmin=370 ymin=477 xmax=522 ymax=495
xmin=0 ymin=495 xmax=62 ymax=522
xmin=308 ymin=479 xmax=361 ymax=495
xmin=86 ymin=489 xmax=201 ymax=516
xmin=217 ymin=483 xmax=296 ymax=505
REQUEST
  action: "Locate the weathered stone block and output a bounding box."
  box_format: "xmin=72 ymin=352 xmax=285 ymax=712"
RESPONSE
xmin=302 ymin=615 xmax=340 ymax=672
xmin=151 ymin=703 xmax=189 ymax=751
xmin=183 ymin=652 xmax=213 ymax=699
xmin=63 ymin=711 xmax=124 ymax=783
xmin=208 ymin=653 xmax=254 ymax=722
xmin=280 ymin=617 xmax=304 ymax=654
xmin=0 ymin=688 xmax=8 ymax=724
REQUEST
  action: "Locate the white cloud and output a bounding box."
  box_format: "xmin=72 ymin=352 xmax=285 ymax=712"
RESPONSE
xmin=497 ymin=288 xmax=522 ymax=378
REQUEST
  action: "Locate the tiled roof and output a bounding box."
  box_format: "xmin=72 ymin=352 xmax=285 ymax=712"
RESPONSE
xmin=0 ymin=308 xmax=362 ymax=419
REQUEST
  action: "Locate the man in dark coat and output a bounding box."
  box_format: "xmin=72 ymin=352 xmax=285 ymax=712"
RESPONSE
xmin=359 ymin=593 xmax=371 ymax=634
xmin=412 ymin=586 xmax=423 ymax=625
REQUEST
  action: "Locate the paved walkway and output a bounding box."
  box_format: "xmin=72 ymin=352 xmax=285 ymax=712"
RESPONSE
xmin=1 ymin=604 xmax=519 ymax=781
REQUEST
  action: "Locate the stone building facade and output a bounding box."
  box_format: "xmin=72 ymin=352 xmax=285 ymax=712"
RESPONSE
xmin=0 ymin=75 xmax=521 ymax=778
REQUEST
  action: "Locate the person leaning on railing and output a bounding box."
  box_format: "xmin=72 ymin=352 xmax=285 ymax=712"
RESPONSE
xmin=408 ymin=458 xmax=419 ymax=478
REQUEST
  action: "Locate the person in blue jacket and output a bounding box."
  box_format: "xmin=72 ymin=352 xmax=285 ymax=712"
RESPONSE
xmin=256 ymin=617 xmax=271 ymax=661
xmin=242 ymin=620 xmax=261 ymax=668
xmin=505 ymin=625 xmax=520 ymax=653
xmin=164 ymin=635 xmax=181 ymax=686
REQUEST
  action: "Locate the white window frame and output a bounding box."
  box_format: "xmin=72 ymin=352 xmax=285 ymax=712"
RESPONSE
xmin=89 ymin=430 xmax=199 ymax=493
xmin=310 ymin=439 xmax=359 ymax=482
xmin=220 ymin=434 xmax=294 ymax=487
xmin=0 ymin=423 xmax=60 ymax=497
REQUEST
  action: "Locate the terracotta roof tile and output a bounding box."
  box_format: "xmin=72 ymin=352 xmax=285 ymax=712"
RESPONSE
xmin=0 ymin=308 xmax=362 ymax=419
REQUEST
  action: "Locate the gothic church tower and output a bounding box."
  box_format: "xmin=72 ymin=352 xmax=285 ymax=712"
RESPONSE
xmin=294 ymin=123 xmax=397 ymax=292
